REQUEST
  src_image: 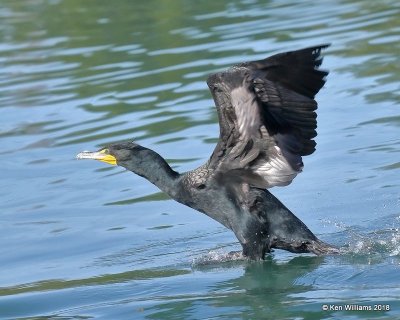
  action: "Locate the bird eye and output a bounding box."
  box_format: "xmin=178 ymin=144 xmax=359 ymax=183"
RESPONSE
xmin=197 ymin=184 xmax=206 ymax=190
xmin=100 ymin=148 xmax=109 ymax=154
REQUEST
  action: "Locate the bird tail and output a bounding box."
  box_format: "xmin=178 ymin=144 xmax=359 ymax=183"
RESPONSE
xmin=272 ymin=237 xmax=339 ymax=255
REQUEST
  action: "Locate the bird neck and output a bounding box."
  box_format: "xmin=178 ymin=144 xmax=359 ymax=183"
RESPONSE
xmin=119 ymin=147 xmax=180 ymax=198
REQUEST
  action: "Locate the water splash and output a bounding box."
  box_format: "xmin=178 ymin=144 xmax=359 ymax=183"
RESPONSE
xmin=322 ymin=214 xmax=400 ymax=258
xmin=192 ymin=249 xmax=247 ymax=266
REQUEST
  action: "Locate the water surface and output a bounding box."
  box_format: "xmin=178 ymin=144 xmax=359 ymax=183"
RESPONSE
xmin=1 ymin=0 xmax=400 ymax=319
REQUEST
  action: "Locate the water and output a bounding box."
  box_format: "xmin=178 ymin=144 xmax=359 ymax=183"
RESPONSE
xmin=1 ymin=0 xmax=399 ymax=319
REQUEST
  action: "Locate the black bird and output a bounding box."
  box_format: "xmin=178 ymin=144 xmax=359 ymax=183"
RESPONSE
xmin=77 ymin=44 xmax=339 ymax=260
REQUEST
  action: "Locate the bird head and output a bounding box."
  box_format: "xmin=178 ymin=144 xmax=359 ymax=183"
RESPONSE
xmin=76 ymin=141 xmax=139 ymax=166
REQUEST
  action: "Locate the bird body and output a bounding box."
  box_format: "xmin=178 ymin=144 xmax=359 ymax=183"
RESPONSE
xmin=77 ymin=44 xmax=339 ymax=260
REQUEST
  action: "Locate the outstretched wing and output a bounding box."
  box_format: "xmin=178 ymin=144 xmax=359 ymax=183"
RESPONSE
xmin=206 ymin=44 xmax=329 ymax=188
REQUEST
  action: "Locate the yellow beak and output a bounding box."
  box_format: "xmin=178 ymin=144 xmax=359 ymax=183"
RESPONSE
xmin=76 ymin=149 xmax=117 ymax=165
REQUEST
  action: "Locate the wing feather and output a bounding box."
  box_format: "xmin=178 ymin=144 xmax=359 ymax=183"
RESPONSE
xmin=207 ymin=44 xmax=329 ymax=188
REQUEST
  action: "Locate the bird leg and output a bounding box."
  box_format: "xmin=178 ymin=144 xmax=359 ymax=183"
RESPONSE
xmin=238 ymin=188 xmax=339 ymax=259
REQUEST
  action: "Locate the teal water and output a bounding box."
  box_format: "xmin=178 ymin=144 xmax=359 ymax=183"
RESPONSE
xmin=1 ymin=0 xmax=399 ymax=319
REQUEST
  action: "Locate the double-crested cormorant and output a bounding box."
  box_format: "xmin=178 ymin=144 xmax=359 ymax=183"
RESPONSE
xmin=77 ymin=44 xmax=339 ymax=260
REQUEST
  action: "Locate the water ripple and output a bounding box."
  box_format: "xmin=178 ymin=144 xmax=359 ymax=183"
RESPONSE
xmin=1 ymin=0 xmax=399 ymax=318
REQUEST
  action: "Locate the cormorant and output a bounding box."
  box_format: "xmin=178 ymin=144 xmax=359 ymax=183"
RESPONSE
xmin=77 ymin=44 xmax=339 ymax=260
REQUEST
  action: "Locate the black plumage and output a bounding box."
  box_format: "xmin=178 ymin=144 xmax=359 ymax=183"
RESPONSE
xmin=77 ymin=44 xmax=338 ymax=260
